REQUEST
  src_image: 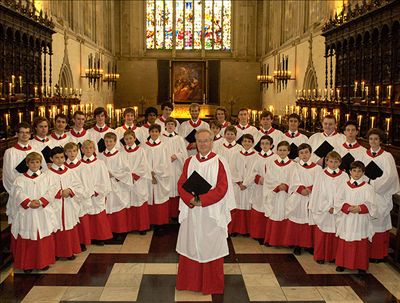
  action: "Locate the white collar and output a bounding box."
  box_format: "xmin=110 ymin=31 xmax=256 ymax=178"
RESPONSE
xmin=241 ymin=148 xmax=254 ymax=154
xmin=326 ymin=167 xmax=339 ymax=174
xmin=278 ymin=156 xmax=290 ymax=163
xmin=289 ymin=130 xmax=298 ymax=135
xmin=124 ymin=123 xmax=134 ymax=129
xmin=346 ymin=140 xmax=357 ymax=146
xmin=66 ymin=158 xmax=78 ymax=165
xmin=149 ymin=137 xmax=161 ymax=144
xmin=350 ymin=177 xmax=362 ymax=184
xmin=223 ymin=139 xmax=236 ymax=146
xmin=51 ymin=164 xmax=65 ymax=171
xmin=73 ymin=128 xmax=84 ymax=133
xmin=239 ymin=122 xmax=248 ymax=128
xmin=262 ymin=150 xmax=273 ymax=156
xmin=199 ymin=151 xmax=212 ymax=159
xmin=105 ymin=147 xmax=117 ymax=154
xmin=83 ymin=154 xmax=96 ymax=161
xmin=299 ymin=159 xmax=311 ymax=166
xmin=126 ymin=143 xmax=137 ymax=150
xmin=370 ymin=147 xmax=381 ymax=153
xmin=18 ymin=142 xmax=30 ymax=149
xmin=27 ymin=169 xmax=41 ymax=176
xmin=96 ymin=124 xmax=106 ymax=129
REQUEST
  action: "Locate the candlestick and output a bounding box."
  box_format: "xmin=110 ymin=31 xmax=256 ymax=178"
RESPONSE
xmin=5 ymin=113 xmax=9 ymax=127
xmin=345 ymin=113 xmax=350 ymax=122
xmin=18 ymin=112 xmax=23 ymax=123
xmin=385 ymin=118 xmax=391 ymax=133
xmin=357 ymin=115 xmax=363 ymax=129
xmin=30 ymin=111 xmax=34 ymax=123
xmin=370 ymin=116 xmax=376 ymax=128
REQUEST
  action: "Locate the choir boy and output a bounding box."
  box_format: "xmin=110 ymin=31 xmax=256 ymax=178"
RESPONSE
xmin=179 ymin=103 xmax=210 ymax=156
xmin=309 ymin=151 xmax=348 ymax=263
xmin=247 ymin=135 xmax=276 ymax=240
xmin=308 ymin=115 xmax=346 ymax=166
xmin=229 ymin=134 xmax=258 ymax=235
xmin=263 ymin=141 xmax=299 ymax=246
xmin=215 ymin=107 xmax=230 ymax=135
xmin=283 ymin=113 xmax=308 ymax=160
xmin=155 ymin=102 xmax=180 ymax=132
xmin=235 ymin=108 xmax=258 ymax=145
xmin=10 ymin=152 xmax=57 ymax=272
xmin=284 ymin=143 xmax=320 ymax=254
xmin=160 ymin=118 xmax=188 ymax=219
xmin=88 ymin=107 xmax=118 ymax=153
xmin=80 ymin=140 xmax=113 ymax=245
xmin=214 ymin=125 xmax=242 ymax=171
xmin=209 ymin=120 xmax=223 ymax=150
xmin=30 ymin=117 xmax=52 ymax=164
xmin=137 ymin=107 xmax=158 ymax=145
xmin=4 ymin=122 xmax=47 ymax=224
xmin=254 ymin=111 xmax=283 ymax=153
xmin=337 ymin=120 xmax=366 ymax=173
xmin=47 ymin=147 xmax=82 ymax=259
xmin=69 ymin=111 xmax=90 ymax=152
xmin=361 ymin=128 xmax=400 ymax=262
xmin=49 ymin=114 xmax=70 ymax=149
xmin=99 ymin=132 xmax=133 ymax=235
xmin=142 ymin=124 xmax=172 ymax=226
xmin=121 ymin=130 xmax=151 ymax=233
xmin=334 ymin=161 xmax=376 ymax=273
xmin=64 ymin=142 xmax=90 ymax=250
xmin=115 ymin=107 xmax=141 ymax=145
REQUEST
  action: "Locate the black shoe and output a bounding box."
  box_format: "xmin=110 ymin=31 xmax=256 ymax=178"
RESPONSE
xmin=24 ymin=269 xmax=33 ymax=274
xmin=306 ymin=247 xmax=314 ymax=255
xmin=41 ymin=266 xmax=50 ymax=271
xmin=336 ymin=266 xmax=345 ymax=272
xmin=230 ymin=233 xmax=238 ymax=237
xmin=92 ymin=240 xmax=104 ymax=246
xmin=139 ymin=231 xmax=147 ymax=235
xmin=80 ymin=244 xmax=87 ymax=252
xmin=55 ymin=257 xmax=60 ymax=261
xmin=316 ymin=260 xmax=325 ymax=264
xmin=358 ymin=269 xmax=367 ymax=274
xmin=67 ymin=255 xmax=76 ymax=260
xmin=369 ymin=258 xmax=384 ymax=263
xmin=293 ymin=247 xmax=302 ymax=255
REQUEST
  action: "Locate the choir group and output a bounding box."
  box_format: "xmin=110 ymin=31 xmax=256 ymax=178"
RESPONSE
xmin=3 ymin=102 xmax=400 ymax=275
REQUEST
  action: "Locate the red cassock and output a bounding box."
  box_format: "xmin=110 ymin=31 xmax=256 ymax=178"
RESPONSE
xmin=334 ymin=180 xmax=376 ymax=270
xmin=176 ymin=152 xmax=235 ymax=295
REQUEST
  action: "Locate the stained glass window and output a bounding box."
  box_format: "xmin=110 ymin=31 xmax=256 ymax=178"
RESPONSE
xmin=146 ymin=0 xmax=231 ymax=51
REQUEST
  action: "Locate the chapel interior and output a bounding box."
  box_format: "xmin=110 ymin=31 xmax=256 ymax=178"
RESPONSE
xmin=0 ymin=0 xmax=400 ymax=302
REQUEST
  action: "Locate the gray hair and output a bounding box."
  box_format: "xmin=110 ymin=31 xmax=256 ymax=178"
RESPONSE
xmin=195 ymin=129 xmax=213 ymax=141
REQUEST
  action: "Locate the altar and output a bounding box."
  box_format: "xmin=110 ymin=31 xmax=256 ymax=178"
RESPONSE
xmin=170 ymin=104 xmax=219 ymax=120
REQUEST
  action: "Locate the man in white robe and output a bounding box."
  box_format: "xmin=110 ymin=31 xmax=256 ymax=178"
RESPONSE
xmin=176 ymin=129 xmax=235 ymax=295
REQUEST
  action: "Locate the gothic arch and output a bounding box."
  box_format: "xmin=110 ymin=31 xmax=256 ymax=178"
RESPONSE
xmin=302 ymin=33 xmax=318 ymax=91
xmin=57 ymin=30 xmax=73 ymax=88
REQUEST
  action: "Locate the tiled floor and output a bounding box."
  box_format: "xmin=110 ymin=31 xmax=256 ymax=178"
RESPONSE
xmin=1 ymin=226 xmax=400 ymax=303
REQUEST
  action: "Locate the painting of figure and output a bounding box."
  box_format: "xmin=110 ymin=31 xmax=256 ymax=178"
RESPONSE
xmin=172 ymin=61 xmax=205 ymax=103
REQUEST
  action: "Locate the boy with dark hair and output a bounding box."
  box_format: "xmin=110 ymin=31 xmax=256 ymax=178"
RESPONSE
xmin=69 ymin=111 xmax=90 ymax=151
xmin=283 ymin=113 xmax=308 ymax=160
xmin=49 ymin=114 xmax=70 ymax=149
xmin=115 ymin=108 xmax=141 ymax=145
xmin=88 ymin=107 xmax=119 ymax=153
xmin=155 ymin=102 xmax=180 ymax=131
xmin=30 ymin=117 xmax=52 ymax=163
xmin=254 ymin=111 xmax=283 ymax=153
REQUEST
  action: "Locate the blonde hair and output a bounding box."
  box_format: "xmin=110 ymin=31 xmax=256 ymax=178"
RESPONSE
xmin=64 ymin=142 xmax=78 ymax=151
xmin=26 ymin=152 xmax=42 ymax=164
xmin=81 ymin=139 xmax=95 ymax=149
xmin=189 ymin=103 xmax=200 ymax=110
xmin=104 ymin=132 xmax=117 ymax=141
xmin=326 ymin=151 xmax=342 ymax=162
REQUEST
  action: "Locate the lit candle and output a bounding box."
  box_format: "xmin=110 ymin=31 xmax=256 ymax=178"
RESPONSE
xmin=79 ymin=88 xmax=82 ymax=96
xmin=278 ymin=115 xmax=282 ymax=125
xmin=370 ymin=116 xmax=375 ymax=128
xmin=365 ymin=86 xmax=369 ymax=97
xmin=116 ymin=109 xmax=121 ymax=124
xmin=63 ymin=105 xmax=68 ymax=115
xmin=5 ymin=113 xmax=9 ymax=127
xmin=375 ymin=86 xmax=380 ymax=100
xmin=387 ymin=85 xmax=392 ymax=99
xmin=295 ymin=106 xmax=300 ymax=114
xmin=70 ymin=88 xmax=73 ymax=95
xmin=290 ymin=105 xmax=294 ymax=113
xmin=345 ymin=113 xmax=350 ymax=122
xmin=385 ymin=118 xmax=391 ymax=133
xmin=19 ymin=76 xmax=22 ymax=90
xmin=336 ymin=88 xmax=340 ymax=100
xmin=354 ymin=81 xmax=358 ymax=92
xmin=41 ymin=86 xmax=44 ymax=96
xmin=64 ymin=88 xmax=68 ymax=96
xmin=311 ymin=108 xmax=317 ymax=120
xmin=18 ymin=112 xmax=23 ymax=123
xmin=34 ymin=86 xmax=38 ymax=97
xmin=357 ymin=115 xmax=363 ymax=128
xmin=133 ymin=106 xmax=138 ymax=118
xmin=285 ymin=106 xmax=289 ymax=115
xmin=72 ymin=105 xmax=76 ymax=115
xmin=11 ymin=75 xmax=15 ymax=86
xmin=30 ymin=111 xmax=34 ymax=122
xmin=324 ymin=88 xmax=327 ymax=99
xmin=90 ymin=103 xmax=93 ymax=113
xmin=361 ymin=81 xmax=365 ymax=92
xmin=318 ymin=89 xmax=322 ymax=99
xmin=312 ymin=89 xmax=316 ymax=99
xmin=302 ymin=89 xmax=306 ymax=97
xmin=9 ymin=83 xmax=12 ymax=95
xmin=308 ymin=89 xmax=311 ymax=98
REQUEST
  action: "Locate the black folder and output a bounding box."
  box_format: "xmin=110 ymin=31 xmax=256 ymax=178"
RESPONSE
xmin=314 ymin=141 xmax=334 ymax=158
xmin=339 ymin=153 xmax=355 ymax=172
xmin=365 ymin=161 xmax=383 ymax=180
xmin=254 ymin=140 xmax=262 ymax=152
xmin=97 ymin=138 xmax=106 ymax=153
xmin=15 ymin=158 xmax=29 ymax=173
xmin=41 ymin=146 xmax=52 ymax=163
xmin=185 ymin=129 xmax=197 ymax=144
xmin=182 ymin=170 xmax=212 ymax=197
xmin=236 ymin=135 xmax=244 ymax=146
xmin=288 ymin=143 xmax=298 ymax=160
